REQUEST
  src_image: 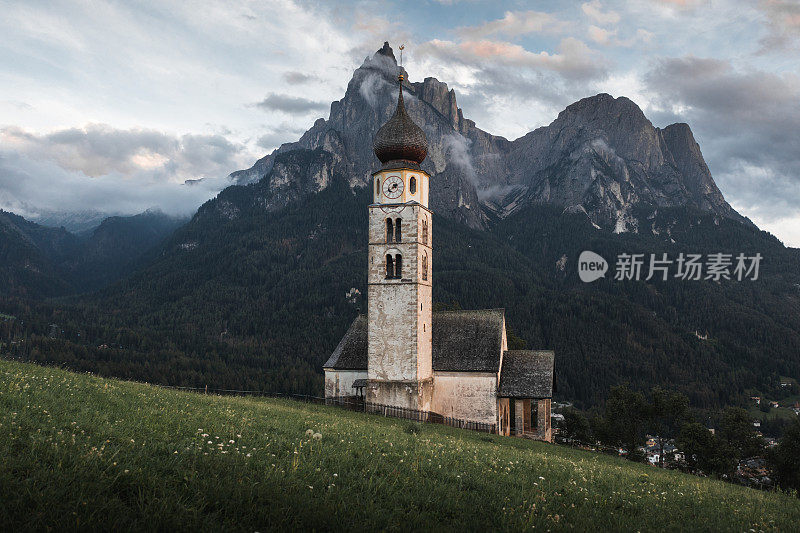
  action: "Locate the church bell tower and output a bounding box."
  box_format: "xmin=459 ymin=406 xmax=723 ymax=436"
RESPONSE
xmin=367 ymin=72 xmax=433 ymax=410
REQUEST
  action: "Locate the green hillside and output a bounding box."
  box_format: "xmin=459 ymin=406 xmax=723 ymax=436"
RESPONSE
xmin=1 ymin=360 xmax=798 ymax=531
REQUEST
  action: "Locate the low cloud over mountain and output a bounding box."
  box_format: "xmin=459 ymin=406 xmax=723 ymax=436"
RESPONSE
xmin=0 ymin=124 xmax=248 ymax=218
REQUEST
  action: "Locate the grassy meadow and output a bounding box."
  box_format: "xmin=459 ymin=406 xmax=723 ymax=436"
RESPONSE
xmin=1 ymin=359 xmax=799 ymax=531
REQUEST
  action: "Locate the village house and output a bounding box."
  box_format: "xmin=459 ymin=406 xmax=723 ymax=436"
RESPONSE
xmin=324 ymin=70 xmax=555 ymax=440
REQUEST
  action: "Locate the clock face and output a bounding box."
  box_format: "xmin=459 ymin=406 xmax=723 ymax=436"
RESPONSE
xmin=382 ymin=175 xmax=404 ymax=199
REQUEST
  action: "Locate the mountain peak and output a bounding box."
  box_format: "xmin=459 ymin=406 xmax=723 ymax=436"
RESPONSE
xmin=560 ymin=93 xmax=648 ymax=126
xmin=356 ymin=42 xmax=403 ymax=83
xmin=662 ymin=122 xmax=692 ymax=137
xmin=375 ymin=41 xmax=396 ymax=64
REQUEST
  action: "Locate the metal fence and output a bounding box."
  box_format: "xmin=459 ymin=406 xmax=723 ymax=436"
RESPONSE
xmin=158 ymin=384 xmax=496 ymax=434
xmin=361 ymin=400 xmax=496 ymax=433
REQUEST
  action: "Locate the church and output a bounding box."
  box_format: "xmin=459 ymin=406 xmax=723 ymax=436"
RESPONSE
xmin=324 ymin=72 xmax=555 ymax=440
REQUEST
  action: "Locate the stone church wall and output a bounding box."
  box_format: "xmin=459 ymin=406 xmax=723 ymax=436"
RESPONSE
xmin=367 ymin=379 xmax=433 ymax=411
xmin=324 ymin=370 xmax=367 ymax=398
xmin=368 ymin=283 xmax=419 ymax=381
xmin=431 ymin=372 xmax=498 ymax=425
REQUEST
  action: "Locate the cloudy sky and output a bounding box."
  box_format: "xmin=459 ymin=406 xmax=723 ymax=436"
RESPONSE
xmin=1 ymin=0 xmax=799 ymax=246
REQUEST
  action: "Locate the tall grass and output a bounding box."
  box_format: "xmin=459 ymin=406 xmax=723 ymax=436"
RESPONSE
xmin=1 ymin=359 xmax=798 ymax=531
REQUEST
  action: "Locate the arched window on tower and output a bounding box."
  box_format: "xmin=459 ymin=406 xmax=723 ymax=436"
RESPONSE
xmin=394 ymin=218 xmax=402 ymax=243
xmin=394 ymin=253 xmax=403 ymax=278
xmin=410 ymin=176 xmax=416 ymax=195
xmin=422 ymin=252 xmax=428 ymax=281
xmin=386 ymin=218 xmax=394 ymax=243
xmin=376 ymin=178 xmax=380 ymax=198
xmin=422 ymin=218 xmax=428 ymax=245
xmin=385 ymin=254 xmax=394 ymax=279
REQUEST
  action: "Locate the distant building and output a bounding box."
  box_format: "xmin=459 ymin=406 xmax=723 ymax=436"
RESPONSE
xmin=324 ymin=66 xmax=555 ymax=440
xmin=770 ymin=401 xmax=780 ymax=408
xmin=750 ymin=396 xmax=761 ymax=405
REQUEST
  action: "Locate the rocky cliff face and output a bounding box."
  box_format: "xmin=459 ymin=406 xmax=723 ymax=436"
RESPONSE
xmin=500 ymin=94 xmax=744 ymax=230
xmin=229 ymin=43 xmax=744 ymax=233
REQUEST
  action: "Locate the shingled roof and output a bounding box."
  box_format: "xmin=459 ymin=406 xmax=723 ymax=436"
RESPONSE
xmin=323 ymin=309 xmax=506 ymax=373
xmin=431 ymin=309 xmax=505 ymax=372
xmin=498 ymin=350 xmax=555 ymax=398
xmin=323 ymin=315 xmax=367 ymax=370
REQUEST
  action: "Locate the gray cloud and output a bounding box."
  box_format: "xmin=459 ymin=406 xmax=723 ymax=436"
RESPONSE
xmin=757 ymin=0 xmax=800 ymax=52
xmin=1 ymin=124 xmax=244 ymax=180
xmin=256 ymin=122 xmax=307 ymax=150
xmin=468 ymin=64 xmax=585 ymax=106
xmin=359 ymin=72 xmax=388 ymax=108
xmin=0 ymin=124 xmax=248 ymax=217
xmin=587 ymin=26 xmax=654 ymax=47
xmin=442 ymin=133 xmax=477 ymax=184
xmin=417 ymin=37 xmax=608 ymax=83
xmin=282 ymin=71 xmax=321 ymax=85
xmin=256 ymin=133 xmax=289 ymax=150
xmin=253 ymin=93 xmax=328 ymax=115
xmin=581 ymin=1 xmax=620 ymax=25
xmin=0 ymin=149 xmax=231 ymax=219
xmin=456 ymin=10 xmax=568 ymax=39
xmin=644 ymin=56 xmax=800 ymax=220
xmin=3 ymin=100 xmax=33 ymax=111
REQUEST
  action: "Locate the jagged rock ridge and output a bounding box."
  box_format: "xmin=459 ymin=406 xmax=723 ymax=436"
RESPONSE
xmin=229 ymin=43 xmax=744 ymax=232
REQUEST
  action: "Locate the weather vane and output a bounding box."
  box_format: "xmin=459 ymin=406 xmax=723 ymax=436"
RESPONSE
xmin=399 ymin=44 xmax=404 ymax=67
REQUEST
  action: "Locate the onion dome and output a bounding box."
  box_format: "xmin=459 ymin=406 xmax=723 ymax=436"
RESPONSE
xmin=373 ymin=74 xmax=428 ymax=169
